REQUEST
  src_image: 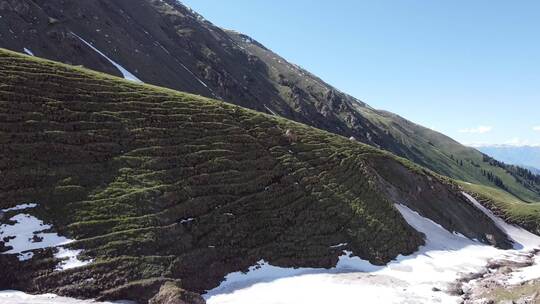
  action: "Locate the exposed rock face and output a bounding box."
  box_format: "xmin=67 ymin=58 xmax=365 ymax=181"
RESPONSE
xmin=0 ymin=0 xmax=538 ymax=201
xmin=367 ymin=156 xmax=513 ymax=248
xmin=457 ymin=249 xmax=540 ymax=304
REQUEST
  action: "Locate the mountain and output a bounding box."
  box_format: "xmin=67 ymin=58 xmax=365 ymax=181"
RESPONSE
xmin=1 ymin=0 xmax=539 ymax=203
xmin=478 ymin=145 xmax=540 ymax=173
xmin=0 ymin=49 xmax=515 ymax=303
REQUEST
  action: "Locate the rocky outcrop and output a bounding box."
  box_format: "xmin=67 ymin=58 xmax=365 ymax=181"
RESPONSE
xmin=450 ymin=249 xmax=540 ymax=304
xmin=367 ymin=156 xmax=513 ymax=248
xmin=150 ymin=282 xmax=205 ymax=304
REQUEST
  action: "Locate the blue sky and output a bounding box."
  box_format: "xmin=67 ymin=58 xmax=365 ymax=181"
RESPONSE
xmin=182 ymin=0 xmax=540 ymax=146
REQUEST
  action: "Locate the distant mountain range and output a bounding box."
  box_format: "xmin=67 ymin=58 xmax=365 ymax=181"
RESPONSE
xmin=477 ymin=145 xmax=540 ymax=174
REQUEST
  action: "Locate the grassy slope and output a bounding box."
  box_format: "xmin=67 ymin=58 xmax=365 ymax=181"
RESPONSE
xmin=0 ymin=49 xmax=431 ymax=301
xmin=361 ymin=109 xmax=540 ymax=203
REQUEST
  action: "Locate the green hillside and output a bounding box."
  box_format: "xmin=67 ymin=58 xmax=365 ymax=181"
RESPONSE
xmin=355 ymin=106 xmax=540 ymax=204
xmin=0 ymin=49 xmax=513 ymax=303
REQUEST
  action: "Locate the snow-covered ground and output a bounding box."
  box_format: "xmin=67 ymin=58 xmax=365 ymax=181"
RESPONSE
xmin=70 ymin=32 xmax=142 ymax=83
xmin=462 ymin=192 xmax=540 ymax=249
xmin=0 ymin=290 xmax=135 ymax=304
xmin=0 ymin=203 xmax=91 ymax=269
xmin=2 ymin=195 xmax=540 ymax=304
xmin=204 ymin=195 xmax=540 ymax=304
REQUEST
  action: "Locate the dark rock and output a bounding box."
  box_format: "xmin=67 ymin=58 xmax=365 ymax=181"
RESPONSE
xmin=487 ymin=259 xmax=533 ymax=270
xmin=446 ymin=282 xmax=464 ymax=296
xmin=149 ymin=282 xmax=205 ymax=304
xmin=31 ymin=235 xmax=44 ymax=243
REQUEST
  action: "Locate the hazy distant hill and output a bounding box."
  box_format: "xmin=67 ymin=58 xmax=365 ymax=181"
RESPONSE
xmin=478 ymin=146 xmax=540 ymax=173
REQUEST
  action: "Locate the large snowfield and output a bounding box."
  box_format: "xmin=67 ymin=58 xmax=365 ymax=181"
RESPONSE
xmin=0 ymin=203 xmax=90 ymax=268
xmin=1 ymin=194 xmax=540 ymax=304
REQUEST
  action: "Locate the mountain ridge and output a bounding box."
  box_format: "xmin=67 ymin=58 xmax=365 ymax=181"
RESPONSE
xmin=1 ymin=0 xmax=539 ymax=202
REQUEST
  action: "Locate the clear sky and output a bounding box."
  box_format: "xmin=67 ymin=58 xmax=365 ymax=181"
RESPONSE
xmin=181 ymin=0 xmax=540 ymax=146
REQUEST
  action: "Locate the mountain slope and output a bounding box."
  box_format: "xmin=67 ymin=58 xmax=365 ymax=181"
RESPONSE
xmin=1 ymin=0 xmax=539 ymax=202
xmin=0 ymin=49 xmax=513 ymax=303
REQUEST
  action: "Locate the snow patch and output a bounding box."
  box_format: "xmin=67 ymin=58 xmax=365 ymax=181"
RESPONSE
xmin=263 ymin=104 xmax=277 ymax=116
xmin=462 ymin=192 xmax=540 ymax=249
xmin=18 ymin=252 xmax=34 ymax=261
xmin=55 ymin=247 xmax=89 ymax=270
xmin=23 ymin=48 xmax=34 ymax=56
xmin=180 ymin=218 xmax=195 ymax=224
xmin=336 ymin=250 xmax=382 ymax=272
xmin=0 ymin=290 xmax=135 ymax=304
xmin=205 ymin=202 xmax=540 ymax=304
xmin=71 ymin=32 xmax=142 ymax=82
xmin=0 ymin=203 xmax=91 ymax=268
xmin=2 ymin=203 xmax=38 ymax=212
xmin=0 ymin=213 xmax=71 ymax=255
xmin=179 ymin=62 xmax=209 ymax=88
